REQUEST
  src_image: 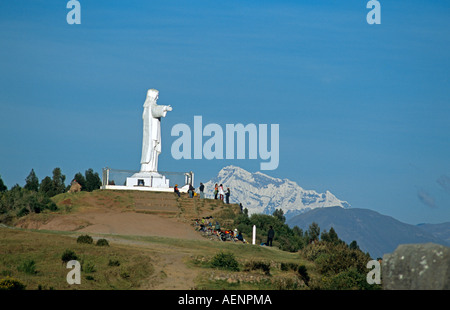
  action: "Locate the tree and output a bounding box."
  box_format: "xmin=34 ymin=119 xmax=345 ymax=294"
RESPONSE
xmin=272 ymin=208 xmax=286 ymax=223
xmin=349 ymin=240 xmax=360 ymax=251
xmin=52 ymin=168 xmax=66 ymax=195
xmin=39 ymin=176 xmax=53 ymax=197
xmin=321 ymin=227 xmax=341 ymax=245
xmin=38 ymin=168 xmax=66 ymax=197
xmin=84 ymin=168 xmax=101 ymax=192
xmin=305 ymin=222 xmax=321 ymax=243
xmin=73 ymin=172 xmax=87 ymax=191
xmin=0 ymin=175 xmax=7 ymax=192
xmin=292 ymin=226 xmax=303 ymax=238
xmin=24 ymin=169 xmax=39 ymax=192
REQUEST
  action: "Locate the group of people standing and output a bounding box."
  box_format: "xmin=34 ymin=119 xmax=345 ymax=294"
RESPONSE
xmin=174 ymin=182 xmax=231 ymax=204
xmin=213 ymin=183 xmax=230 ymax=204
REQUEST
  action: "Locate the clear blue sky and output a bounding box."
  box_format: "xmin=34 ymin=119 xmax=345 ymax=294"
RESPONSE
xmin=1 ymin=0 xmax=449 ymax=225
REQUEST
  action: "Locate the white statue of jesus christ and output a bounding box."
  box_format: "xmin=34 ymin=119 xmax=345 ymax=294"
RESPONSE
xmin=139 ymin=89 xmax=172 ymax=173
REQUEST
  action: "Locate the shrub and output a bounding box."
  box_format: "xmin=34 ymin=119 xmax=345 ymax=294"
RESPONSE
xmin=280 ymin=262 xmax=299 ymax=272
xmin=297 ymin=265 xmax=310 ymax=286
xmin=321 ymin=267 xmax=372 ymax=290
xmin=120 ymin=270 xmax=130 ymax=279
xmin=244 ymin=261 xmax=271 ymax=276
xmin=61 ymin=250 xmax=78 ymax=264
xmin=77 ymin=235 xmax=93 ymax=245
xmin=210 ymin=252 xmax=239 ymax=271
xmin=0 ymin=277 xmax=26 ymax=290
xmin=0 ymin=270 xmax=12 ymax=277
xmin=17 ymin=259 xmax=37 ymax=275
xmin=108 ymin=259 xmax=120 ymax=267
xmin=83 ymin=262 xmax=96 ymax=273
xmin=312 ymin=243 xmax=371 ymax=276
xmin=96 ymin=238 xmax=109 ymax=247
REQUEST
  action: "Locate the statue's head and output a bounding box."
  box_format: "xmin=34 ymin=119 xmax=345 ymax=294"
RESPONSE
xmin=147 ymin=89 xmax=159 ymax=100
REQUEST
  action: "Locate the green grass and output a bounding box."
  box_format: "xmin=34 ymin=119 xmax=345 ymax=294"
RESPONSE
xmin=1 ymin=190 xmax=321 ymax=290
xmin=0 ymin=228 xmax=154 ymax=290
xmin=0 ymin=226 xmax=318 ymax=290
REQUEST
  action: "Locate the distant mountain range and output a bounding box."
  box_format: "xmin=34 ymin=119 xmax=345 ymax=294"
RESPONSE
xmin=287 ymin=207 xmax=450 ymax=259
xmin=203 ymin=165 xmax=350 ymax=218
xmin=204 ymin=166 xmax=450 ymax=259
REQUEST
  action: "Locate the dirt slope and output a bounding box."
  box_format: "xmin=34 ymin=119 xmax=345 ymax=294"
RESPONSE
xmin=11 ymin=190 xmax=241 ymax=289
xmin=15 ymin=190 xmax=237 ymax=241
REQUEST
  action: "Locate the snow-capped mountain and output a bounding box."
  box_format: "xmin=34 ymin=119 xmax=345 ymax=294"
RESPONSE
xmin=203 ymin=166 xmax=350 ymax=219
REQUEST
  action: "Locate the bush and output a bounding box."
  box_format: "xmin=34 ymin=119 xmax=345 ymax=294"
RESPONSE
xmin=244 ymin=261 xmax=271 ymax=276
xmin=96 ymin=238 xmax=109 ymax=247
xmin=280 ymin=262 xmax=300 ymax=272
xmin=311 ymin=243 xmax=371 ymax=276
xmin=210 ymin=252 xmax=239 ymax=271
xmin=0 ymin=186 xmax=58 ymax=222
xmin=17 ymin=259 xmax=37 ymax=275
xmin=83 ymin=262 xmax=96 ymax=273
xmin=321 ymin=267 xmax=373 ymax=290
xmin=77 ymin=235 xmax=93 ymax=245
xmin=297 ymin=265 xmax=310 ymax=286
xmin=108 ymin=259 xmax=120 ymax=267
xmin=0 ymin=277 xmax=26 ymax=290
xmin=61 ymin=250 xmax=78 ymax=264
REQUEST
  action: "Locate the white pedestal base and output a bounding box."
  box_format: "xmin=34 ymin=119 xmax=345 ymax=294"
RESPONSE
xmin=126 ymin=172 xmax=169 ymax=188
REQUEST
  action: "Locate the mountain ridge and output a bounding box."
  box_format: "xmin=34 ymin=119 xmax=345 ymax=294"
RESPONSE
xmin=286 ymin=206 xmax=449 ymax=258
xmin=203 ymin=165 xmax=350 ymax=218
xmin=203 ymin=166 xmax=450 ymax=259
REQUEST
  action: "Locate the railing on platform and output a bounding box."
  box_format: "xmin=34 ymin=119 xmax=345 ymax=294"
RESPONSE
xmin=101 ymin=167 xmax=194 ymax=192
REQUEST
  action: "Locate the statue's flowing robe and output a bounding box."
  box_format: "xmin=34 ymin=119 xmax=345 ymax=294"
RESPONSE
xmin=140 ymin=98 xmax=168 ymax=172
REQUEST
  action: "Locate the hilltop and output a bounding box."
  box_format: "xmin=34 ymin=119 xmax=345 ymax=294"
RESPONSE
xmin=1 ymin=189 xmax=317 ymax=290
xmin=14 ymin=189 xmax=236 ymax=240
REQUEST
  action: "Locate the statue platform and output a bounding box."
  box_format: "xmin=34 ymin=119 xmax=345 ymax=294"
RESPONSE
xmin=126 ymin=171 xmax=170 ymax=188
xmin=101 ymin=167 xmax=193 ymax=193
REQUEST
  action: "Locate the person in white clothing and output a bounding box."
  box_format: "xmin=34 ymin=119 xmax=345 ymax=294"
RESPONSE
xmin=219 ymin=184 xmax=225 ymax=201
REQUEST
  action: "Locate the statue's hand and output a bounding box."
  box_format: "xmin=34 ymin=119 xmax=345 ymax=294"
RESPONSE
xmin=165 ymin=105 xmax=173 ymax=112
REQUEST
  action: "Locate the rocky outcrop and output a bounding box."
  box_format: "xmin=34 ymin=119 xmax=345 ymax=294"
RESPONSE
xmin=382 ymin=243 xmax=450 ymax=290
xmin=68 ymin=180 xmax=82 ymax=193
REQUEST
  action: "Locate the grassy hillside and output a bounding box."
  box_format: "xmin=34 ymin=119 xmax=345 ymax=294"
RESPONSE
xmin=0 ymin=227 xmax=315 ymax=290
xmin=0 ymin=190 xmax=317 ymax=290
xmin=0 ymin=228 xmax=153 ymax=290
xmin=0 ymin=190 xmax=378 ymax=290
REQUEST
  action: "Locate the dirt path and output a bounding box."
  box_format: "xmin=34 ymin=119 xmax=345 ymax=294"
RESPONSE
xmin=147 ymin=251 xmax=197 ymax=289
xmin=25 ymin=208 xmax=203 ymax=241
xmin=17 ymin=207 xmax=204 ymax=289
xmin=104 ymin=235 xmax=200 ymax=290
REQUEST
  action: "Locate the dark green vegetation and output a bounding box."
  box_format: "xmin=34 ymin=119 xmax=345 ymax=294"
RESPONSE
xmin=0 ymin=168 xmax=101 ymax=225
xmin=231 ymin=207 xmax=367 ymax=254
xmin=208 ymin=207 xmax=379 ymax=290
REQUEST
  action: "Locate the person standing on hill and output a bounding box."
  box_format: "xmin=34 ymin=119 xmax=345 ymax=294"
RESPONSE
xmin=188 ymin=184 xmax=195 ymax=198
xmin=267 ymin=226 xmax=275 ymax=247
xmin=214 ymin=184 xmax=218 ymax=199
xmin=199 ymin=182 xmax=205 ymax=199
xmin=219 ymin=184 xmax=225 ymax=201
xmin=225 ymin=188 xmax=230 ymax=204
